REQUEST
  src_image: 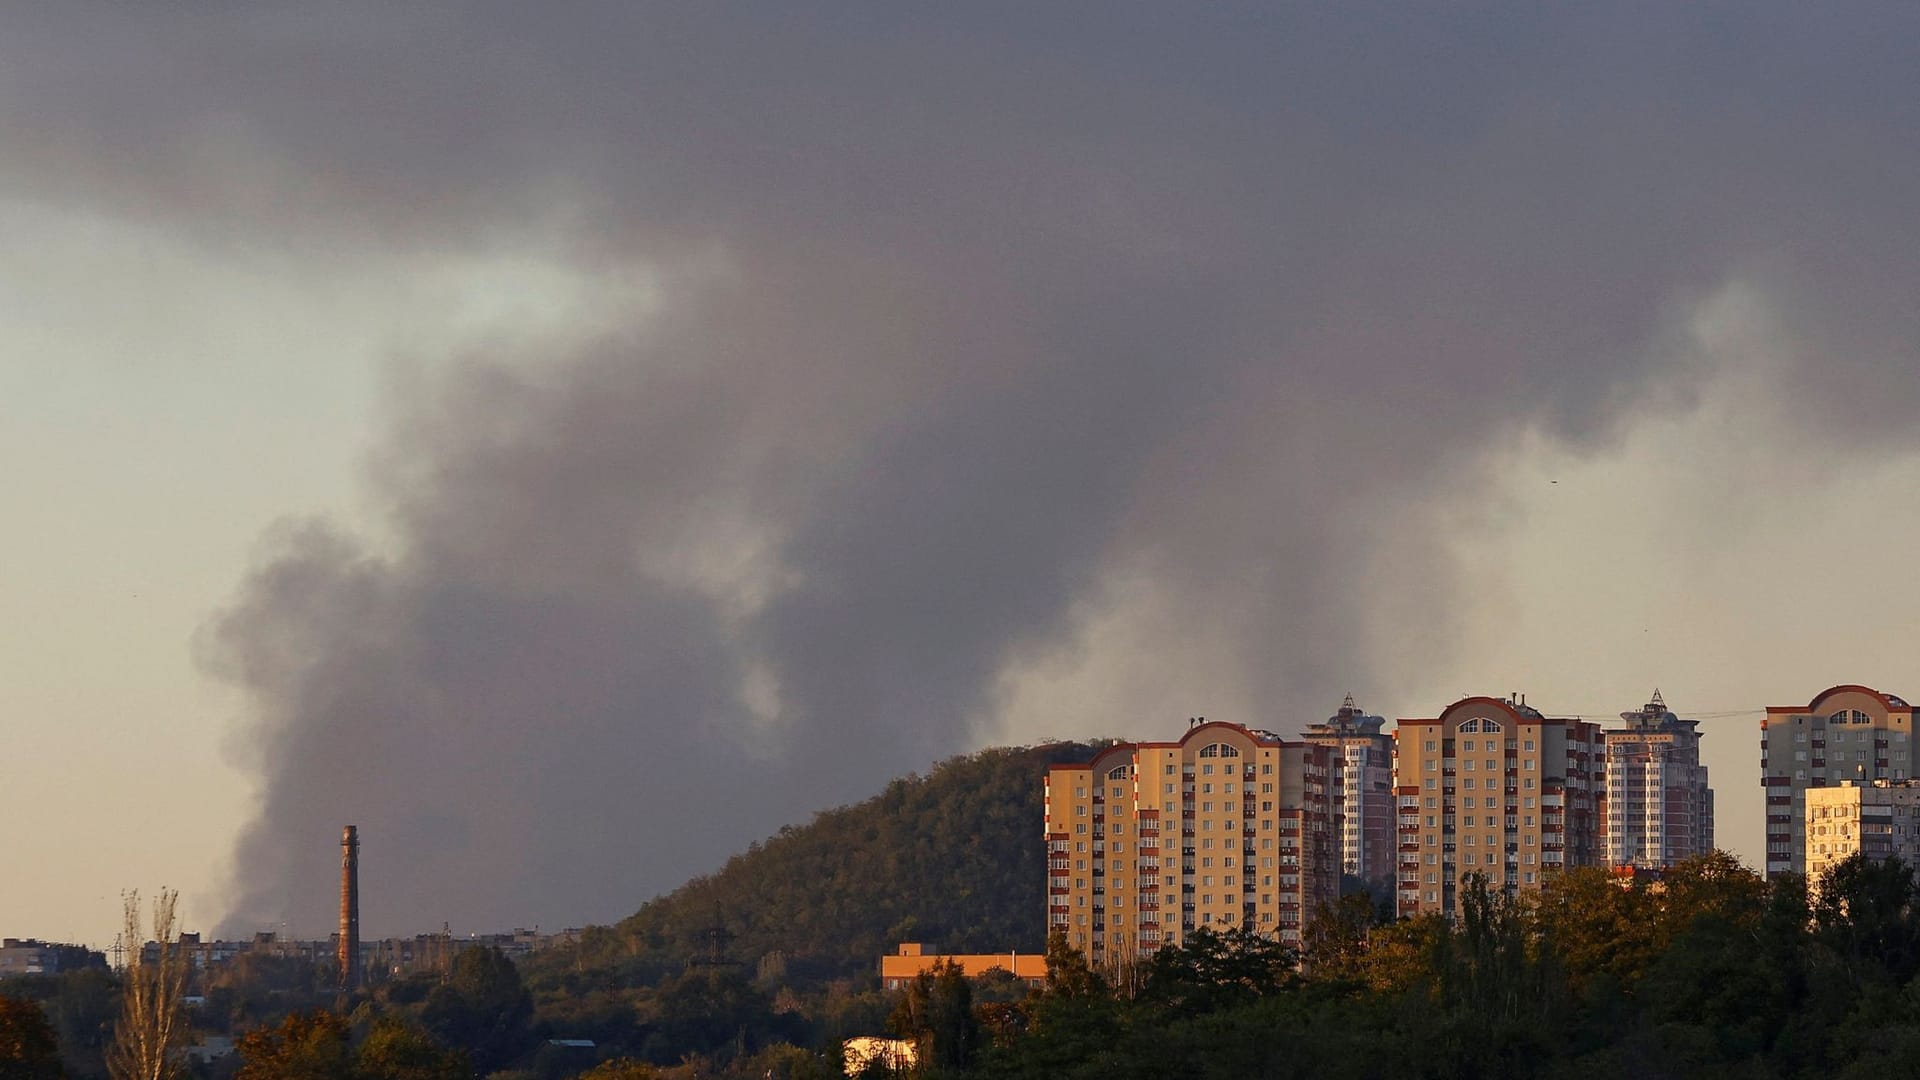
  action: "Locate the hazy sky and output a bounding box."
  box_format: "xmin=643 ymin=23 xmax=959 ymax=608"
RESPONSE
xmin=3 ymin=7 xmax=1918 ymax=947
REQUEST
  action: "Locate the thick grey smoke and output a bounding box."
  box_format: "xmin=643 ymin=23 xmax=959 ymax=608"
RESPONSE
xmin=5 ymin=7 xmax=1916 ymax=934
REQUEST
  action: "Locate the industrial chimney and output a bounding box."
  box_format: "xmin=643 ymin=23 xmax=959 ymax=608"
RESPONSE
xmin=339 ymin=825 xmax=360 ymax=991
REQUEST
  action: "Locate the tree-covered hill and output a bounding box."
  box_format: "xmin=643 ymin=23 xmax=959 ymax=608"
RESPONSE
xmin=527 ymin=741 xmax=1109 ymax=991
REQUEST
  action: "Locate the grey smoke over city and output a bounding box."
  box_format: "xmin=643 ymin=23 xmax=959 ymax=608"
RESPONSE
xmin=5 ymin=7 xmax=1916 ymax=935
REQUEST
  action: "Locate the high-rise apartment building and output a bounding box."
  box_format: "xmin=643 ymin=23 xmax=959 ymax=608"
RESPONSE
xmin=1045 ymin=720 xmax=1336 ymax=965
xmin=1304 ymin=695 xmax=1394 ymax=891
xmin=1805 ymin=779 xmax=1920 ymax=886
xmin=1393 ymin=695 xmax=1602 ymax=919
xmin=1761 ymin=685 xmax=1916 ymax=878
xmin=1603 ymin=691 xmax=1713 ymax=871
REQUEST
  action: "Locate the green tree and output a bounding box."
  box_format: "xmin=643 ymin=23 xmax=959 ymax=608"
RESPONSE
xmin=419 ymin=946 xmax=531 ymax=1071
xmin=1813 ymin=853 xmax=1920 ymax=986
xmin=1038 ymin=933 xmax=1104 ymax=1002
xmin=0 ymin=995 xmax=64 ymax=1080
xmin=576 ymin=1058 xmax=663 ymax=1078
xmin=1528 ymin=865 xmax=1660 ymax=991
xmin=354 ymin=1018 xmax=468 ymax=1080
xmin=887 ymin=960 xmax=979 ymax=1073
xmin=1659 ymin=850 xmax=1769 ymax=932
xmin=234 ymin=1010 xmax=353 ymax=1080
xmin=1141 ymin=926 xmax=1294 ymax=1018
xmin=979 ymin=935 xmax=1123 ymax=1080
xmin=1300 ymin=893 xmax=1377 ymax=985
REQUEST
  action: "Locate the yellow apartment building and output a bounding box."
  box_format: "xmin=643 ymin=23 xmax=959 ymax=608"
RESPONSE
xmin=1805 ymin=779 xmax=1920 ymax=887
xmin=1762 ymin=685 xmax=1916 ymax=877
xmin=1393 ymin=695 xmax=1602 ymax=918
xmin=1045 ymin=720 xmax=1336 ymax=967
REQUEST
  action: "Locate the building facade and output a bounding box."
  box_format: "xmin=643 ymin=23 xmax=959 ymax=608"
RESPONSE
xmin=1303 ymin=695 xmax=1395 ymax=891
xmin=1761 ymin=685 xmax=1916 ymax=877
xmin=0 ymin=939 xmax=65 ymax=977
xmin=879 ymin=943 xmax=1047 ymax=990
xmin=1805 ymin=780 xmax=1920 ymax=886
xmin=1603 ymin=691 xmax=1713 ymax=871
xmin=1393 ymin=696 xmax=1603 ymax=918
xmin=1045 ymin=720 xmax=1336 ymax=965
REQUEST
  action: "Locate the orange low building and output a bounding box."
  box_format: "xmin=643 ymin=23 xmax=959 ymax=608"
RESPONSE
xmin=879 ymin=942 xmax=1047 ymax=990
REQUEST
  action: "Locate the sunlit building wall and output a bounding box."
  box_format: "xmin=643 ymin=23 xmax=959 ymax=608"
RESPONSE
xmin=1761 ymin=685 xmax=1916 ymax=878
xmin=1393 ymin=696 xmax=1603 ymax=918
xmin=1805 ymin=780 xmax=1920 ymax=887
xmin=1045 ymin=720 xmax=1336 ymax=966
xmin=1603 ymin=691 xmax=1713 ymax=871
xmin=1303 ymin=696 xmax=1395 ymax=891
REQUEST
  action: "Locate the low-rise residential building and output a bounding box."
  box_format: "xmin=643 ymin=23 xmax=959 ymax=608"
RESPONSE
xmin=879 ymin=943 xmax=1046 ymax=990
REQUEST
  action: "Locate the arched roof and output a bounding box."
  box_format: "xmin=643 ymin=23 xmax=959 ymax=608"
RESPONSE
xmin=1806 ymin=684 xmax=1911 ymax=712
xmin=1135 ymin=719 xmax=1286 ymax=750
xmin=1437 ymin=695 xmax=1544 ymax=724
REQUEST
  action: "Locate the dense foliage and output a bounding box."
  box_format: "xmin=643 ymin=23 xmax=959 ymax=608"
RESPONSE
xmin=930 ymin=852 xmax=1920 ymax=1080
xmin=0 ymin=994 xmax=65 ymax=1080
xmin=529 ymin=742 xmax=1110 ymax=991
xmin=29 ymin=748 xmax=1920 ymax=1078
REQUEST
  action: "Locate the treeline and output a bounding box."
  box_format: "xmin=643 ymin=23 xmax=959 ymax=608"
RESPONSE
xmin=527 ymin=742 xmax=1109 ymax=992
xmin=894 ymin=851 xmax=1920 ymax=1079
xmin=31 ymin=746 xmax=1920 ymax=1077
xmin=1 ymin=743 xmax=1108 ymax=1079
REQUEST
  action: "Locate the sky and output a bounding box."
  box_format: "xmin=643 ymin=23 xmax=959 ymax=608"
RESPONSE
xmin=3 ymin=6 xmax=1918 ymax=947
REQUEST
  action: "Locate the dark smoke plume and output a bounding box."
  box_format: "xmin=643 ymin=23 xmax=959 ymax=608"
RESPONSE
xmin=4 ymin=7 xmax=1916 ymax=933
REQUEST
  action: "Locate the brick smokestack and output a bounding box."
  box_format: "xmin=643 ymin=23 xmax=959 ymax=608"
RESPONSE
xmin=339 ymin=825 xmax=360 ymax=990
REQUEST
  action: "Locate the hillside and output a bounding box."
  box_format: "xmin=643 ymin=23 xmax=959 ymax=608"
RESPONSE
xmin=527 ymin=741 xmax=1107 ymax=990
